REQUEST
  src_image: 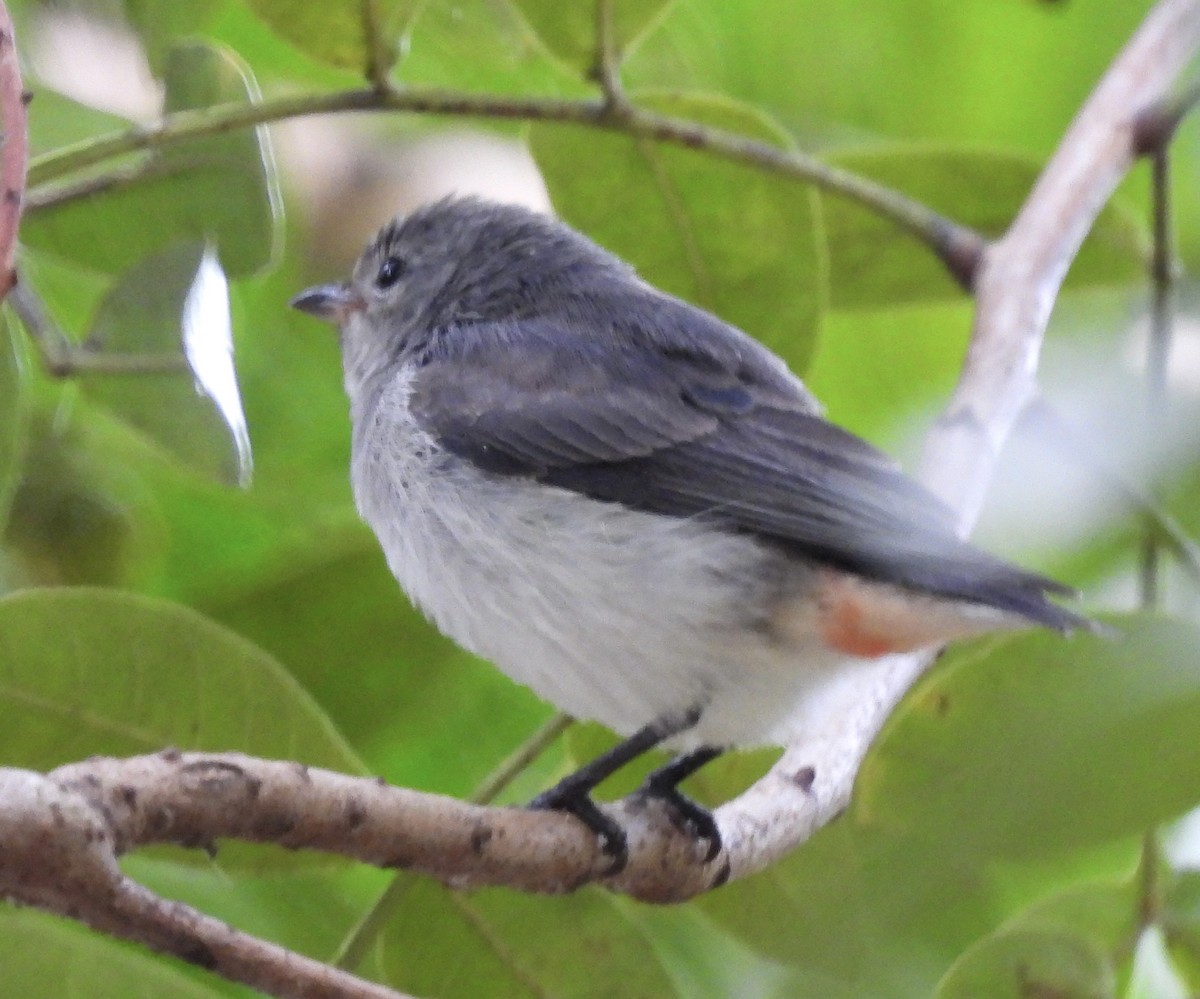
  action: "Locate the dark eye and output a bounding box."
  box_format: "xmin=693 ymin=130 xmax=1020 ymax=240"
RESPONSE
xmin=376 ymin=255 xmax=407 ymax=289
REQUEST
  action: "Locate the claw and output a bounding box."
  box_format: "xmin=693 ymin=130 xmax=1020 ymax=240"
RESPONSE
xmin=637 ymin=782 xmax=722 ymax=862
xmin=529 ymin=785 xmax=629 ymax=874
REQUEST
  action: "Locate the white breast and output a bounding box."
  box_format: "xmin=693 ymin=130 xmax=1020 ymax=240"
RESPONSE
xmin=350 ymin=368 xmax=888 ymax=749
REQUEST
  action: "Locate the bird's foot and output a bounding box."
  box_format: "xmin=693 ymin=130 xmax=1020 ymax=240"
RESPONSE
xmin=637 ymin=779 xmax=722 ymax=862
xmin=529 ymin=783 xmax=628 ymax=874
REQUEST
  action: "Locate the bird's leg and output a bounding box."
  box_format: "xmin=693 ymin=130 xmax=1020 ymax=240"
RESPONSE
xmin=638 ymin=746 xmax=724 ymax=862
xmin=529 ymin=707 xmax=703 ymax=872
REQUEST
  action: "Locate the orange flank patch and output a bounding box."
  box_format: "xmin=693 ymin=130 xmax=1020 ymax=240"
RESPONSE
xmin=818 ymin=590 xmax=906 ymax=657
xmin=807 ymin=572 xmax=1006 ymax=658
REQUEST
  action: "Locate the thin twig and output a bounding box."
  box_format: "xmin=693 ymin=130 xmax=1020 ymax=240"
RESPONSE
xmin=7 ymin=279 xmax=190 ymax=377
xmin=592 ymin=0 xmax=629 ymax=116
xmin=468 ymin=712 xmax=573 ymax=806
xmin=1020 ymin=397 xmax=1200 ymax=589
xmin=361 ymin=0 xmax=396 ymax=93
xmin=0 ymin=3 xmax=27 ymax=302
xmin=25 ymin=86 xmax=980 ymax=284
xmin=1133 ymin=77 xmax=1200 ymax=153
xmin=1139 ymin=149 xmax=1176 ymax=606
xmin=1138 ymin=829 xmax=1163 ymax=928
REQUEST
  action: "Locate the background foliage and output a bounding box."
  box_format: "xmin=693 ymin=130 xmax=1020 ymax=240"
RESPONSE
xmin=1 ymin=0 xmax=1199 ymax=996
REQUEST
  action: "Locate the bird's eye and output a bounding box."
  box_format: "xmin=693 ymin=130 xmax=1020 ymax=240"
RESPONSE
xmin=376 ymin=256 xmax=407 ymax=289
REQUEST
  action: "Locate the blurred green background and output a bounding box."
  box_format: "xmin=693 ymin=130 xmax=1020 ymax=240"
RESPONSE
xmin=2 ymin=1 xmax=1200 ymax=996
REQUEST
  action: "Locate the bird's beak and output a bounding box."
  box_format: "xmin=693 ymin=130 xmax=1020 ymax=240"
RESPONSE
xmin=290 ymin=283 xmax=365 ymax=324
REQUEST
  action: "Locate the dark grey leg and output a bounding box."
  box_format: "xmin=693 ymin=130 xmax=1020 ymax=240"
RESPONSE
xmin=640 ymin=746 xmax=724 ymax=861
xmin=529 ymin=708 xmax=703 ymax=870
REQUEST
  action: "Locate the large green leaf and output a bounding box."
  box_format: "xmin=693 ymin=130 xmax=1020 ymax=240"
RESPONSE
xmin=512 ymin=0 xmax=677 ymax=76
xmin=396 ymin=0 xmax=583 ymax=95
xmin=379 ymin=878 xmax=678 ymax=998
xmin=698 ymin=817 xmax=1005 ymax=997
xmin=1164 ymin=870 xmax=1200 ymax=990
xmin=24 ymin=88 xmax=128 ymax=160
xmin=803 ymin=298 xmax=970 ymax=449
xmin=934 ymin=928 xmax=1116 ymax=999
xmin=531 ymin=91 xmax=826 ymax=373
xmin=1008 ymin=879 xmax=1140 ymax=958
xmin=821 ymin=146 xmax=1147 ymax=310
xmin=1 ymin=407 xmax=168 ymax=590
xmin=241 ymin=0 xmax=418 ymax=74
xmin=858 ymin=615 xmax=1200 ymax=857
xmin=121 ymin=0 xmax=224 ymax=73
xmin=80 ymin=242 xmax=251 ymax=486
xmin=0 ymin=907 xmax=226 ymax=999
xmin=0 ymin=587 xmax=362 ymax=774
xmin=621 ymin=901 xmax=811 ymax=999
xmin=24 ymin=41 xmax=280 ymax=278
xmin=626 ymin=0 xmax=1154 ymax=165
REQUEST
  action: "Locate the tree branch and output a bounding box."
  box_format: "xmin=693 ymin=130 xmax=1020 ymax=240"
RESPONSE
xmin=0 ymin=766 xmax=414 ymax=999
xmin=722 ymin=0 xmax=1200 ymax=881
xmin=591 ymin=0 xmax=630 ymax=117
xmin=7 ymin=279 xmax=191 ymax=377
xmin=4 ymin=2 xmax=1200 ymax=996
xmin=921 ymin=0 xmax=1198 ymax=526
xmin=0 ymin=2 xmax=27 ymax=302
xmin=25 ymin=87 xmax=978 ymax=285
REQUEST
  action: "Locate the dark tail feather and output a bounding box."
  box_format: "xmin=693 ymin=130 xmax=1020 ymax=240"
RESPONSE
xmin=989 ymin=577 xmax=1097 ymax=635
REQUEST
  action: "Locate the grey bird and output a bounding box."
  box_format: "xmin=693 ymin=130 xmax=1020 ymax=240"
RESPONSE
xmin=292 ymin=196 xmax=1087 ymax=866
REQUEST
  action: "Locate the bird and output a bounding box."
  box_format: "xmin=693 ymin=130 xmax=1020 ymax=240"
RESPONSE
xmin=291 ymin=196 xmax=1088 ymax=867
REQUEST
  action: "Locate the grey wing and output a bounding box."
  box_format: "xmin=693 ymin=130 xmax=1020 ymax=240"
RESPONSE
xmin=410 ymin=317 xmax=1082 ymax=629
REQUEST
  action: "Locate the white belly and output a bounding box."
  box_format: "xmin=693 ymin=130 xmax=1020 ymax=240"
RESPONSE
xmin=351 ymin=372 xmax=885 ymax=749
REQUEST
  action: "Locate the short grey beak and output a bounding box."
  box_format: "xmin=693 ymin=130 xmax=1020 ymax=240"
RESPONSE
xmin=290 ymin=283 xmax=364 ymax=323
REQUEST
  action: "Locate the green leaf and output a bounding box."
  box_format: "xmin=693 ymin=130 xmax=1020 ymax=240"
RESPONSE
xmin=394 ymin=0 xmax=582 ymax=95
xmin=531 ymin=92 xmax=825 ymax=373
xmin=241 ymin=0 xmax=418 ymax=74
xmin=380 ymin=878 xmax=678 ymax=998
xmin=0 ymin=906 xmax=226 ymax=999
xmin=1163 ymin=870 xmax=1200 ymax=989
xmin=2 ymin=407 xmax=167 ymax=590
xmin=821 ymin=146 xmax=1147 ymax=310
xmin=24 ymin=88 xmax=128 ymax=160
xmin=1008 ymin=879 xmax=1140 ymax=959
xmin=0 ymin=586 xmax=363 ymax=774
xmin=0 ymin=315 xmax=28 ymax=538
xmin=857 ymin=615 xmax=1200 ymax=858
xmin=622 ymin=901 xmax=810 ymax=999
xmin=24 ymin=40 xmax=280 ymax=278
xmin=79 ymin=242 xmax=249 ymax=485
xmin=934 ymin=927 xmax=1116 ymax=999
xmin=121 ymin=0 xmax=224 ymax=73
xmin=803 ymin=298 xmax=971 ymax=448
xmin=121 ymin=854 xmax=390 ymax=979
xmin=512 ymin=0 xmax=677 ymax=75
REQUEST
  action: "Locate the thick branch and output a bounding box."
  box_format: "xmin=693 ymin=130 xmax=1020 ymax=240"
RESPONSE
xmin=0 ymin=766 xmax=413 ymax=999
xmin=921 ymin=0 xmax=1200 ymax=526
xmin=38 ymin=752 xmax=716 ymax=902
